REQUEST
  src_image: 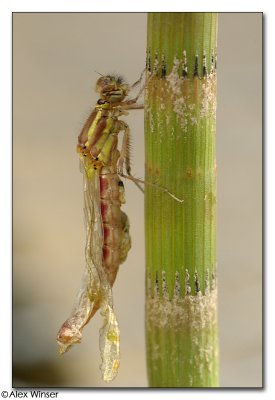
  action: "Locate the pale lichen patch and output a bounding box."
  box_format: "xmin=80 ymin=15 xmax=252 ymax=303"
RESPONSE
xmin=200 ymin=75 xmax=217 ymax=119
xmin=145 ymin=60 xmax=217 ymax=132
xmin=166 ymin=56 xmax=182 ymax=96
xmin=146 ymin=270 xmax=217 ymax=332
xmin=146 ymin=286 xmax=217 ymax=331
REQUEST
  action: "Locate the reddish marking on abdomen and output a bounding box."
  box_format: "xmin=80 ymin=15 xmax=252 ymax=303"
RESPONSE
xmin=100 ymin=169 xmax=124 ymax=285
xmin=103 ymin=226 xmax=110 ymax=242
xmin=100 ymin=175 xmax=110 ymax=196
xmin=101 ymin=202 xmax=108 ymax=220
xmin=101 ymin=201 xmax=119 ymax=222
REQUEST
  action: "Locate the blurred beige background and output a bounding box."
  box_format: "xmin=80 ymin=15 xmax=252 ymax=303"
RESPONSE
xmin=13 ymin=13 xmax=262 ymax=387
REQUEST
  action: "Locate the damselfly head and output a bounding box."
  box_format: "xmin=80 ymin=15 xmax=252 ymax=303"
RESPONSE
xmin=96 ymin=75 xmax=129 ymax=103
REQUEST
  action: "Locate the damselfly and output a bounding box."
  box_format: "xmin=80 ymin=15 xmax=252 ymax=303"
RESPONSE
xmin=56 ymin=73 xmax=145 ymax=382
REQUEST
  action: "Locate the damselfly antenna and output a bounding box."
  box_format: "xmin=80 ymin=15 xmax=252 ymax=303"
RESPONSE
xmin=94 ymin=70 xmax=104 ymax=76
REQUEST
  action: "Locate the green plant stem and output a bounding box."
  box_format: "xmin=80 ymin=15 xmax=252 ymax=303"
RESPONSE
xmin=145 ymin=12 xmax=218 ymax=387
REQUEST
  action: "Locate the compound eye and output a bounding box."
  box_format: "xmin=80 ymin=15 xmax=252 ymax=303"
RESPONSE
xmin=97 ymin=99 xmax=106 ymax=105
xmin=102 ymin=76 xmax=111 ymax=85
